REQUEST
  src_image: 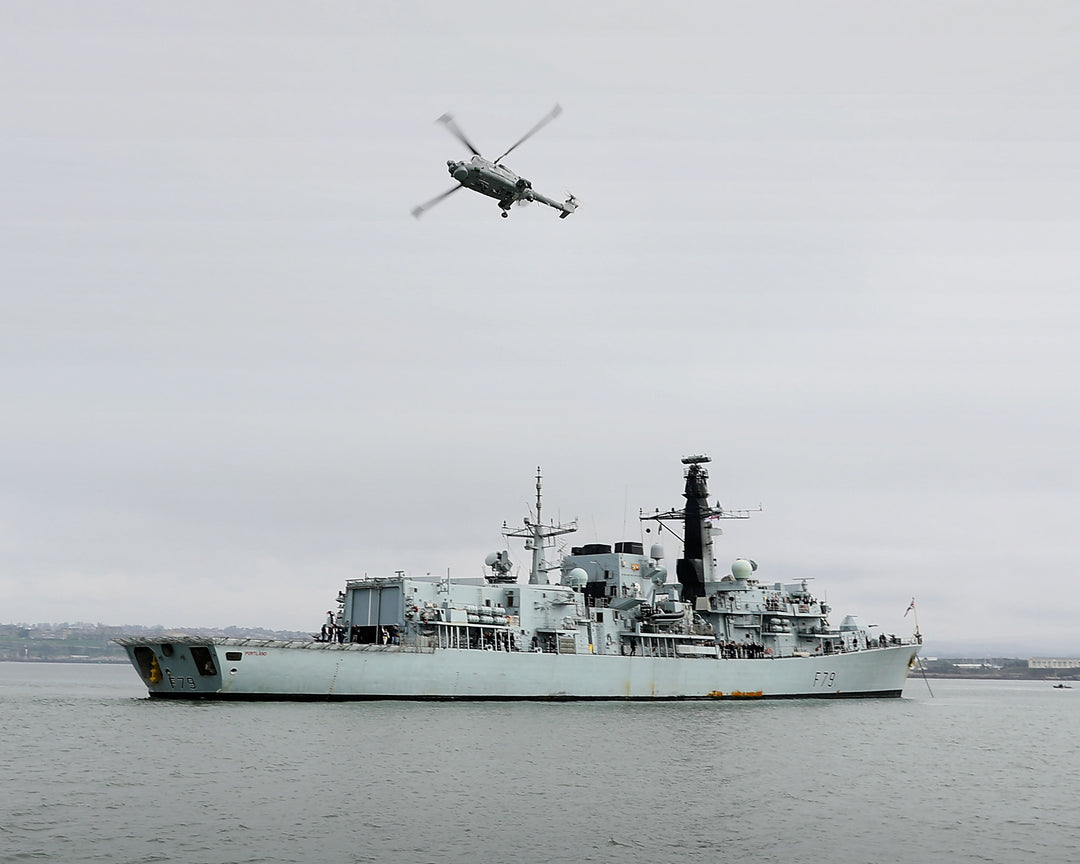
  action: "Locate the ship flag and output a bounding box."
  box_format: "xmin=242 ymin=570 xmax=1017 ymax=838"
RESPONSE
xmin=904 ymin=597 xmax=916 ymax=617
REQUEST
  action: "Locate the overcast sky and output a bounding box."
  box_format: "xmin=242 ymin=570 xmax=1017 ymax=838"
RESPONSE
xmin=2 ymin=1 xmax=1078 ymax=655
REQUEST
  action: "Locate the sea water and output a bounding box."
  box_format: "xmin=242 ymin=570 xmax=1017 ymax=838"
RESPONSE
xmin=1 ymin=662 xmax=1076 ymax=864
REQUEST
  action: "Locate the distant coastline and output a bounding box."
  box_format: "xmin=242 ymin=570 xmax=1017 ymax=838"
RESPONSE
xmin=0 ymin=622 xmax=308 ymax=664
xmin=915 ymin=657 xmax=1078 ymax=682
xmin=2 ymin=623 xmax=1076 ymax=680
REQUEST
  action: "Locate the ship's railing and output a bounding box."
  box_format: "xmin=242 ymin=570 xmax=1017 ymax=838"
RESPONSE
xmin=355 ymin=643 xmax=435 ymax=654
xmin=425 ymin=621 xmax=519 ymax=652
xmin=201 ymin=637 xmax=436 ymax=653
xmin=200 ymin=632 xmax=919 ymax=660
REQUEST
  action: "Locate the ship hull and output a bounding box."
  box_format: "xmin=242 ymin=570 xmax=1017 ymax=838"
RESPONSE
xmin=115 ymin=637 xmax=919 ymax=701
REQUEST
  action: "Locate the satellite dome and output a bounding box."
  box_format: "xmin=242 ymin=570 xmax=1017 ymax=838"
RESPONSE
xmin=566 ymin=567 xmax=588 ymax=588
xmin=731 ymin=559 xmax=754 ymax=580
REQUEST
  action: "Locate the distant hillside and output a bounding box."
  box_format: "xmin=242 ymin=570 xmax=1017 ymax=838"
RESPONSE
xmin=917 ymin=656 xmax=1078 ymax=681
xmin=0 ymin=623 xmax=310 ymax=663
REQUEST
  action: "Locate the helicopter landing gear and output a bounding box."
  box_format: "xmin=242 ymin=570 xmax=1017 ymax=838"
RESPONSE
xmin=501 ymin=211 xmax=509 ymax=218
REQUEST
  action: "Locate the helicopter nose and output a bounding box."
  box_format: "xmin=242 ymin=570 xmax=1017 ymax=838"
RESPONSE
xmin=452 ymin=165 xmax=470 ymax=183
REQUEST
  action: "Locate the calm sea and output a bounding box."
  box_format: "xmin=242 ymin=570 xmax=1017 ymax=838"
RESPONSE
xmin=1 ymin=662 xmax=1075 ymax=864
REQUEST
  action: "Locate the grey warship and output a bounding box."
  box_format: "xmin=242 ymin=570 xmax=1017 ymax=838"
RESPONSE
xmin=116 ymin=456 xmax=921 ymax=700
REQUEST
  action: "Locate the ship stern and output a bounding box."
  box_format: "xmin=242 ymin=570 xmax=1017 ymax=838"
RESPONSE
xmin=114 ymin=636 xmax=224 ymax=698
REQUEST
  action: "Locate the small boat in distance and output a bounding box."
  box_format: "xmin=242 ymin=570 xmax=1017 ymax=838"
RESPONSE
xmin=1052 ymin=683 xmax=1072 ymax=689
xmin=115 ymin=455 xmax=921 ymax=700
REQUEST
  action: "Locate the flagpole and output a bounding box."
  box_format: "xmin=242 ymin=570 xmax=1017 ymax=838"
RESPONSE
xmin=910 ymin=599 xmax=932 ymax=697
xmin=904 ymin=597 xmax=922 ymax=644
xmin=903 ymin=596 xmax=932 ymax=697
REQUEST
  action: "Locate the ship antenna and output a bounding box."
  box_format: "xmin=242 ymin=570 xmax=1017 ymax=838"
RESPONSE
xmin=530 ymin=466 xmax=545 ymax=584
xmin=503 ymin=466 xmax=577 ymax=585
xmin=535 ymin=466 xmax=542 ymax=529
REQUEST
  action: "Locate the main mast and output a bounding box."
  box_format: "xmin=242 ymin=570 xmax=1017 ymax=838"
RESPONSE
xmin=644 ymin=455 xmax=752 ymax=605
xmin=503 ymin=467 xmax=577 ymax=585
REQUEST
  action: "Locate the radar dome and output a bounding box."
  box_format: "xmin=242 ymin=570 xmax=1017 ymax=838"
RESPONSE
xmin=731 ymin=559 xmax=754 ymax=580
xmin=566 ymin=567 xmax=588 ymax=588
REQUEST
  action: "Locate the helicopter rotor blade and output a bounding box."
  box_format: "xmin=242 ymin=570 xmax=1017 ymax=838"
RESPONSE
xmin=494 ymin=104 xmax=562 ymax=164
xmin=411 ymin=185 xmax=463 ymax=219
xmin=436 ymin=113 xmax=482 ymax=157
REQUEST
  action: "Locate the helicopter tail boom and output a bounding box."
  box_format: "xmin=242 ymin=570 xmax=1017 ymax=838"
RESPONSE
xmin=525 ymin=189 xmax=578 ymax=218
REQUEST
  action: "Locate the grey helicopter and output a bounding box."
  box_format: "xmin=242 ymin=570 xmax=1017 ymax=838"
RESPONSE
xmin=411 ymin=104 xmax=578 ymax=220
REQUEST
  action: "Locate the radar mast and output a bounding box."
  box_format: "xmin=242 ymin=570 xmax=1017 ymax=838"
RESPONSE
xmin=503 ymin=467 xmax=577 ymax=585
xmin=642 ymin=455 xmax=756 ymax=605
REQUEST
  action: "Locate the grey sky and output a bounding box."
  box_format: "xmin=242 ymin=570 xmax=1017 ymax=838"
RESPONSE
xmin=2 ymin=1 xmax=1078 ymax=655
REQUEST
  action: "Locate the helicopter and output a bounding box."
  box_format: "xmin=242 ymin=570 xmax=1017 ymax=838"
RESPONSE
xmin=411 ymin=104 xmax=578 ymax=220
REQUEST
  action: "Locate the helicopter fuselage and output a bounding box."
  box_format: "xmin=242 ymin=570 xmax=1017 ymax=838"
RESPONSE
xmin=448 ymin=156 xmax=530 ymax=207
xmin=446 ymin=156 xmax=576 ymax=218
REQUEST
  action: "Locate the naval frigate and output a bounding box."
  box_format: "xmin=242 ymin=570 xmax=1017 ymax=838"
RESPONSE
xmin=115 ymin=456 xmax=921 ymax=700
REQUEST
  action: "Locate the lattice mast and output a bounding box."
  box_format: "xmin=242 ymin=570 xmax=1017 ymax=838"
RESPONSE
xmin=503 ymin=467 xmax=577 ymax=585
